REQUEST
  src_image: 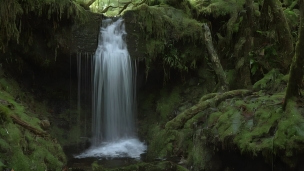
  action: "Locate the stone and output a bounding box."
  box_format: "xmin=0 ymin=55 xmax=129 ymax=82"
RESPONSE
xmin=40 ymin=119 xmax=51 ymax=130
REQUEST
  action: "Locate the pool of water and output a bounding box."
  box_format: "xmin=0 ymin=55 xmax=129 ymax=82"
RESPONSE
xmin=65 ymin=138 xmax=147 ymax=171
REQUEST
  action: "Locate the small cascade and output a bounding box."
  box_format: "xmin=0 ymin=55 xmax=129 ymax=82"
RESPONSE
xmin=76 ymin=52 xmax=93 ymax=137
xmin=75 ymin=18 xmax=146 ymax=159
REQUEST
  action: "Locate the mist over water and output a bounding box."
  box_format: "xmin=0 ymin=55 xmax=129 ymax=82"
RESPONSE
xmin=75 ymin=18 xmax=146 ymax=159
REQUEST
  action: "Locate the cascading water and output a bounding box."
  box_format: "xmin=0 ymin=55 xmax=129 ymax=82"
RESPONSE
xmin=92 ymin=18 xmax=135 ymax=144
xmin=75 ymin=18 xmax=146 ymax=159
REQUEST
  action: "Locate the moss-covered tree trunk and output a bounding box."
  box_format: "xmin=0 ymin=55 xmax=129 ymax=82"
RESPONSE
xmin=165 ymin=89 xmax=252 ymax=130
xmin=284 ymin=0 xmax=304 ymax=109
xmin=202 ymin=23 xmax=229 ymax=92
xmin=268 ymin=0 xmax=294 ymax=69
xmin=234 ymin=0 xmax=254 ymax=89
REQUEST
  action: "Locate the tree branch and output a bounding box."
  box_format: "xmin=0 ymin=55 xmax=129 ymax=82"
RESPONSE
xmin=11 ymin=115 xmax=48 ymax=136
xmin=202 ymin=23 xmax=229 ymax=92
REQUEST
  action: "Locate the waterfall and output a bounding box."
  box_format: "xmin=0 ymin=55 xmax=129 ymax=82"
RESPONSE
xmin=77 ymin=52 xmax=93 ymax=138
xmin=75 ymin=18 xmax=146 ymax=159
xmin=92 ymin=18 xmax=135 ymax=144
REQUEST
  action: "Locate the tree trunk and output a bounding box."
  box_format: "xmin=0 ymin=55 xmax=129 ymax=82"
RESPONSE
xmin=268 ymin=0 xmax=294 ymax=69
xmin=234 ymin=0 xmax=254 ymax=89
xmin=202 ymin=23 xmax=229 ymax=92
xmin=284 ymin=0 xmax=304 ymax=110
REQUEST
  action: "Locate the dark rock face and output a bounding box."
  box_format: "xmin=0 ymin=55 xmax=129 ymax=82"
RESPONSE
xmin=124 ymin=11 xmax=146 ymax=60
xmin=70 ymin=12 xmax=103 ymax=53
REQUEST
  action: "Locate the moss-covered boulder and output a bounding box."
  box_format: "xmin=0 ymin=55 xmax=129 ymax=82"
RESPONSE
xmin=123 ymin=4 xmax=205 ymax=76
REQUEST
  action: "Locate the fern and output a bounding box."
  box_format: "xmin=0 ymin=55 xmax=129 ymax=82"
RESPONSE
xmin=283 ymin=8 xmax=300 ymax=30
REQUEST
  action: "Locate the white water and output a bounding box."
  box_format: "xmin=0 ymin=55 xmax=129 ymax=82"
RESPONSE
xmin=75 ymin=138 xmax=146 ymax=159
xmin=75 ymin=18 xmax=146 ymax=159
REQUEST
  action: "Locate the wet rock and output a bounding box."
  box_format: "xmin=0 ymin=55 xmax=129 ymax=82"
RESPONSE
xmin=40 ymin=119 xmax=51 ymax=130
xmin=70 ymin=12 xmax=104 ymax=53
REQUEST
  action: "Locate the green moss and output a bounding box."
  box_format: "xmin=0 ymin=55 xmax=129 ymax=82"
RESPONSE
xmin=201 ymin=90 xmax=304 ymax=167
xmin=9 ymin=148 xmax=31 ymax=171
xmin=0 ymin=91 xmax=44 ymax=132
xmin=0 ymin=0 xmax=88 ymax=51
xmin=0 ymin=75 xmax=66 ymax=170
xmin=187 ymin=129 xmax=221 ymax=171
xmin=156 ymin=87 xmax=181 ymax=120
xmin=124 ymin=5 xmax=204 ymax=74
xmin=0 ymin=160 xmax=5 ymax=170
xmin=146 ymin=39 xmax=165 ymax=58
xmin=225 ymin=69 xmax=237 ymax=88
xmin=253 ymin=69 xmax=286 ymax=93
xmin=274 ymin=100 xmax=304 ymax=157
xmin=0 ymin=138 xmax=10 ymax=154
xmin=146 ymin=126 xmax=175 ymax=159
xmin=184 ymin=111 xmax=206 ymax=128
xmin=194 ymin=0 xmax=246 ymax=17
xmin=0 ymin=105 xmax=10 ymax=123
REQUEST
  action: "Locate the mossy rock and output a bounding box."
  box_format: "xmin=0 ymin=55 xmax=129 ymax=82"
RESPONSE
xmin=123 ymin=4 xmax=205 ymax=75
xmin=203 ymin=91 xmax=304 ymax=167
xmin=253 ymin=69 xmax=286 ymax=93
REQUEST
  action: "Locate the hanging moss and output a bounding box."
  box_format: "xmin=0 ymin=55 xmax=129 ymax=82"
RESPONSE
xmin=0 ymin=0 xmax=88 ymax=52
xmin=0 ymin=0 xmax=23 ymax=52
